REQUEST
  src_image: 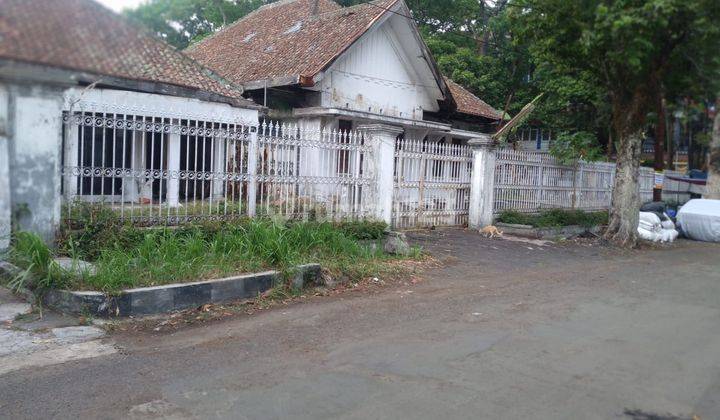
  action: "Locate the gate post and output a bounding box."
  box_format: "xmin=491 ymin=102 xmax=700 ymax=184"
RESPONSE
xmin=0 ymin=86 xmax=10 ymax=251
xmin=358 ymin=124 xmax=403 ymax=225
xmin=468 ymin=135 xmax=496 ymax=229
xmin=246 ymin=125 xmax=259 ymax=217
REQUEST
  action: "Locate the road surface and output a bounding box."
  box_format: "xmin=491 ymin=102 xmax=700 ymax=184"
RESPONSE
xmin=1 ymin=230 xmax=719 ymax=419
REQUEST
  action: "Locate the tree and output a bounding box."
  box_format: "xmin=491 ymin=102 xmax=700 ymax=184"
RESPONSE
xmin=514 ymin=0 xmax=720 ymax=247
xmin=706 ymin=105 xmax=720 ymax=199
xmin=125 ymin=0 xmax=270 ymax=49
xmin=550 ymin=131 xmax=604 ymax=207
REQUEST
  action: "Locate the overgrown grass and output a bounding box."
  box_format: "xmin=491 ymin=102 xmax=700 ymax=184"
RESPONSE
xmin=7 ymin=218 xmax=418 ymax=293
xmin=6 ymin=232 xmax=73 ymax=291
xmin=497 ymin=209 xmax=609 ymax=228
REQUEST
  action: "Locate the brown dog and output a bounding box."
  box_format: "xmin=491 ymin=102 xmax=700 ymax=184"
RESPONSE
xmin=480 ymin=225 xmax=503 ymax=238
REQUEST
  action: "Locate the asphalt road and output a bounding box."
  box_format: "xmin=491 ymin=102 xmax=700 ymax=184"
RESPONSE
xmin=1 ymin=231 xmax=719 ymax=420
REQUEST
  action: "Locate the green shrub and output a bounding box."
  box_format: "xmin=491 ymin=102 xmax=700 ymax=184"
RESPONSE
xmin=497 ymin=209 xmax=608 ymax=228
xmin=336 ymin=220 xmax=388 ymax=240
xmin=7 ymin=232 xmax=73 ymax=291
xmin=45 ymin=218 xmax=405 ymax=292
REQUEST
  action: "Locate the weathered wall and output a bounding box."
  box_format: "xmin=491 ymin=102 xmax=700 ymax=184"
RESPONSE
xmin=0 ymin=85 xmax=10 ymax=250
xmin=318 ymin=14 xmax=442 ymax=121
xmin=1 ymin=84 xmax=260 ymax=246
xmin=6 ymin=83 xmax=65 ymax=244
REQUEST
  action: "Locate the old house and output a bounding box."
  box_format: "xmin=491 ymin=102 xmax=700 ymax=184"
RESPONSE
xmin=0 ymin=0 xmax=261 ymax=247
xmin=186 ymin=0 xmax=503 ymax=143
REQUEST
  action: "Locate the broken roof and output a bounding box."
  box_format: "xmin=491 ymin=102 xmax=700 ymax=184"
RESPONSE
xmin=444 ymin=77 xmax=503 ymax=121
xmin=186 ymin=0 xmax=404 ymax=88
xmin=0 ymin=0 xmax=256 ymax=107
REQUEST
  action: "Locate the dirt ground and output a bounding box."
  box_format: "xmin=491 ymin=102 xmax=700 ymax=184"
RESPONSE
xmin=1 ymin=230 xmax=719 ymax=420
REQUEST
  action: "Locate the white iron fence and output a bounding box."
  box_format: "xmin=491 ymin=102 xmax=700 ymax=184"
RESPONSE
xmin=61 ymin=116 xmax=374 ymax=226
xmin=256 ymin=122 xmax=375 ymax=221
xmin=60 ymin=114 xmax=657 ymax=230
xmin=494 ymin=149 xmax=655 ymax=214
xmin=392 ymin=139 xmax=473 ymax=229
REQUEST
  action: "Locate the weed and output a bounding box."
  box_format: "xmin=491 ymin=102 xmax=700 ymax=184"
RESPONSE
xmin=11 ymin=218 xmax=412 ymax=292
xmin=497 ymin=209 xmax=608 ymax=228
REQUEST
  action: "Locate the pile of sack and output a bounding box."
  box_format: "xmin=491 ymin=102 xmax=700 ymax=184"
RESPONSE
xmin=638 ymin=211 xmax=679 ymax=243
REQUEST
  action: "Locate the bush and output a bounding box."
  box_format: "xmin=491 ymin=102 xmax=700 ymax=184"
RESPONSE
xmin=26 ymin=218 xmax=405 ymax=292
xmin=497 ymin=209 xmax=608 ymax=228
xmin=7 ymin=232 xmax=73 ymax=291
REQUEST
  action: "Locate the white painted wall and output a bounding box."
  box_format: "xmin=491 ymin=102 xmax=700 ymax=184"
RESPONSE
xmin=0 ymin=85 xmax=10 ymax=250
xmin=318 ymin=15 xmax=442 ymax=121
xmin=64 ymin=88 xmax=258 ymax=125
xmin=12 ymin=92 xmax=65 ymax=243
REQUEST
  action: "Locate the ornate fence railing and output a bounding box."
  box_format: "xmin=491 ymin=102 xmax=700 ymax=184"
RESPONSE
xmin=392 ymin=139 xmax=473 ymax=229
xmin=494 ymin=148 xmax=655 ymax=214
xmin=61 ymin=117 xmax=375 ymax=226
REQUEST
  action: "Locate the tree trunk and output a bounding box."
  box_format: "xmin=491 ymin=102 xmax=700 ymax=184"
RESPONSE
xmin=705 ymin=108 xmax=720 ymax=199
xmin=605 ymin=130 xmax=643 ymax=247
xmin=653 ymin=95 xmax=666 ymax=201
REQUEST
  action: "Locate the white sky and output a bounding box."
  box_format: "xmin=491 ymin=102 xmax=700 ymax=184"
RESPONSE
xmin=96 ymin=0 xmax=146 ymax=12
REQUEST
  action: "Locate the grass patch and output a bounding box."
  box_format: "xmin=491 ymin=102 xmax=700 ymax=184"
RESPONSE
xmin=497 ymin=209 xmax=608 ymax=228
xmin=7 ymin=219 xmax=420 ymax=293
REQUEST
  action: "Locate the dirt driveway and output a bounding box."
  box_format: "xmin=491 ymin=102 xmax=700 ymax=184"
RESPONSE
xmin=1 ymin=230 xmax=719 ymax=420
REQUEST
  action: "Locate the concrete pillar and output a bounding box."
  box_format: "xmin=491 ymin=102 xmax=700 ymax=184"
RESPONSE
xmin=0 ymin=86 xmax=10 ymax=250
xmin=62 ymin=122 xmax=79 ymax=203
xmin=358 ymin=123 xmax=403 ymax=225
xmin=246 ymin=127 xmax=259 ymax=217
xmin=166 ymin=128 xmax=181 ymax=207
xmin=468 ymin=135 xmax=496 ymax=229
xmin=12 ymin=94 xmax=64 ymax=244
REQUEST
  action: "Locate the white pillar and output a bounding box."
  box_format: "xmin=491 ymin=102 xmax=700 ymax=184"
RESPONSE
xmin=0 ymin=86 xmax=10 ymax=250
xmin=212 ymin=135 xmax=225 ymax=201
xmin=246 ymin=127 xmax=259 ymax=217
xmin=62 ymin=122 xmax=79 ymax=203
xmin=166 ymin=128 xmax=181 ymax=207
xmin=468 ymin=135 xmax=496 ymax=229
xmin=358 ymin=123 xmax=403 ymax=225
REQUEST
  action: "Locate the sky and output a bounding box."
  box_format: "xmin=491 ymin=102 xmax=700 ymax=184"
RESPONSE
xmin=96 ymin=0 xmax=145 ymax=12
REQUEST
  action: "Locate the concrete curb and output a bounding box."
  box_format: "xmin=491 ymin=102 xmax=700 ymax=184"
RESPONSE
xmin=496 ymin=223 xmax=603 ymax=240
xmin=40 ymin=264 xmax=321 ymax=318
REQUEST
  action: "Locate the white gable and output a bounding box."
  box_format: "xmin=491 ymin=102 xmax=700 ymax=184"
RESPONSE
xmin=315 ymin=13 xmax=444 ymax=121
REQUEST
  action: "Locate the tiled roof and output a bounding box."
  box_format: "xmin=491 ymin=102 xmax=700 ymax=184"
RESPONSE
xmin=0 ymin=0 xmax=254 ymax=105
xmin=444 ymin=77 xmax=503 ymax=120
xmin=186 ymin=0 xmax=398 ymax=86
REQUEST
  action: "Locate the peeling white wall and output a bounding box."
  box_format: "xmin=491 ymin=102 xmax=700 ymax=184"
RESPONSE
xmin=2 ymin=84 xmax=260 ymax=246
xmin=318 ymin=15 xmax=442 ymax=120
xmin=0 ymin=85 xmax=10 ymax=250
xmin=10 ymin=89 xmax=65 ymax=243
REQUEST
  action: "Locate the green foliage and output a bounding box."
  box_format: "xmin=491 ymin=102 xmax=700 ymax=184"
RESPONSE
xmin=497 ymin=209 xmax=609 ymax=228
xmin=336 ymin=220 xmax=388 ymax=240
xmin=35 ymin=219 xmax=404 ymax=292
xmin=514 ymin=0 xmax=720 ymax=136
xmin=124 ymin=0 xmax=271 ymax=49
xmin=7 ymin=232 xmax=72 ymax=291
xmin=549 ymin=131 xmax=604 ymax=165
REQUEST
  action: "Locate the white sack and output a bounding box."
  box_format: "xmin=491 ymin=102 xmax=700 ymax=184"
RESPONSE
xmin=676 ymin=199 xmax=720 ymax=243
xmin=638 ymin=227 xmax=661 ymax=242
xmin=639 ymin=212 xmax=662 ymax=225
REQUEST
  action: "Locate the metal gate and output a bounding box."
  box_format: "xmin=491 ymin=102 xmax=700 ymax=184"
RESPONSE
xmin=392 ymin=139 xmax=473 ymax=229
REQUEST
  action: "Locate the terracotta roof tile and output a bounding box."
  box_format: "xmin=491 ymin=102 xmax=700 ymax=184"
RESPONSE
xmin=186 ymin=0 xmax=398 ymax=86
xmin=444 ymin=77 xmax=502 ymax=120
xmin=0 ymin=0 xmax=253 ymax=105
